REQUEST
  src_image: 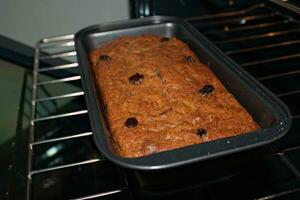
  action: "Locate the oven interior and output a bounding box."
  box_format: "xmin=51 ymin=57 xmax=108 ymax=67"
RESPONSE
xmin=6 ymin=0 xmax=300 ymax=199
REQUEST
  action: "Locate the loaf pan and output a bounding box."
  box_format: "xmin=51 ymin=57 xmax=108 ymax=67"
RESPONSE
xmin=75 ymin=16 xmax=292 ymax=170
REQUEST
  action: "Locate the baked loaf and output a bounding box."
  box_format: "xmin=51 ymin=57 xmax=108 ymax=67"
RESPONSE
xmin=89 ymin=35 xmax=259 ymax=158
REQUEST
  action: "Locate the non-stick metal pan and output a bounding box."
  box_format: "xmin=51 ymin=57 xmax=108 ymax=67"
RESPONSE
xmin=75 ymin=16 xmax=292 ymax=170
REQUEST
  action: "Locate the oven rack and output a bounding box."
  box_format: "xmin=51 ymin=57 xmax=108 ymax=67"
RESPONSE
xmin=26 ymin=2 xmax=300 ymax=198
xmin=27 ymin=34 xmax=130 ymax=200
xmin=187 ymin=2 xmax=300 ymax=199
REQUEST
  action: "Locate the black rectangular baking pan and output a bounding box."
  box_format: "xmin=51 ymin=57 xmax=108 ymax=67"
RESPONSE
xmin=75 ymin=16 xmax=292 ymax=170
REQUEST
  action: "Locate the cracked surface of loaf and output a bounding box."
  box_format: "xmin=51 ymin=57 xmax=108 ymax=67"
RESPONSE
xmin=89 ymin=35 xmax=259 ymax=158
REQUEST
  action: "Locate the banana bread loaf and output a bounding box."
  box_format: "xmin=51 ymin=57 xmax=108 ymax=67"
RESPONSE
xmin=89 ymin=35 xmax=259 ymax=158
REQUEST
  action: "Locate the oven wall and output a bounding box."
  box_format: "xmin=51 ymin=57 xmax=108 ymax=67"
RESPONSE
xmin=0 ymin=0 xmax=130 ymax=46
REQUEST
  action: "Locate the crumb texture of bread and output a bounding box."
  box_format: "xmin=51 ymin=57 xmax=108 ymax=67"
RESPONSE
xmin=89 ymin=35 xmax=259 ymax=158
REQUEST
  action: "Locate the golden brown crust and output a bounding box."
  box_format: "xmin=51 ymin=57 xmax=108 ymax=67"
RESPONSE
xmin=89 ymin=35 xmax=259 ymax=158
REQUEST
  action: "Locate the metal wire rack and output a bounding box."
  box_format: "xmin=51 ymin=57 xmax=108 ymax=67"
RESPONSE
xmin=25 ymin=2 xmax=300 ymax=199
xmin=27 ymin=35 xmax=129 ymax=200
xmin=188 ymin=2 xmax=300 ymax=199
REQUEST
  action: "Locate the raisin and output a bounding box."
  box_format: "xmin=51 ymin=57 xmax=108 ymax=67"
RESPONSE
xmin=129 ymin=73 xmax=144 ymax=85
xmin=196 ymin=128 xmax=207 ymax=137
xmin=99 ymin=55 xmax=111 ymax=61
xmin=183 ymin=55 xmax=196 ymax=64
xmin=199 ymin=84 xmax=215 ymax=96
xmin=125 ymin=117 xmax=138 ymax=128
xmin=161 ymin=37 xmax=170 ymax=42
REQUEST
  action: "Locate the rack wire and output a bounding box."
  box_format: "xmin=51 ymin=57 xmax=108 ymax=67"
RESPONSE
xmin=27 ymin=35 xmax=129 ymax=200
